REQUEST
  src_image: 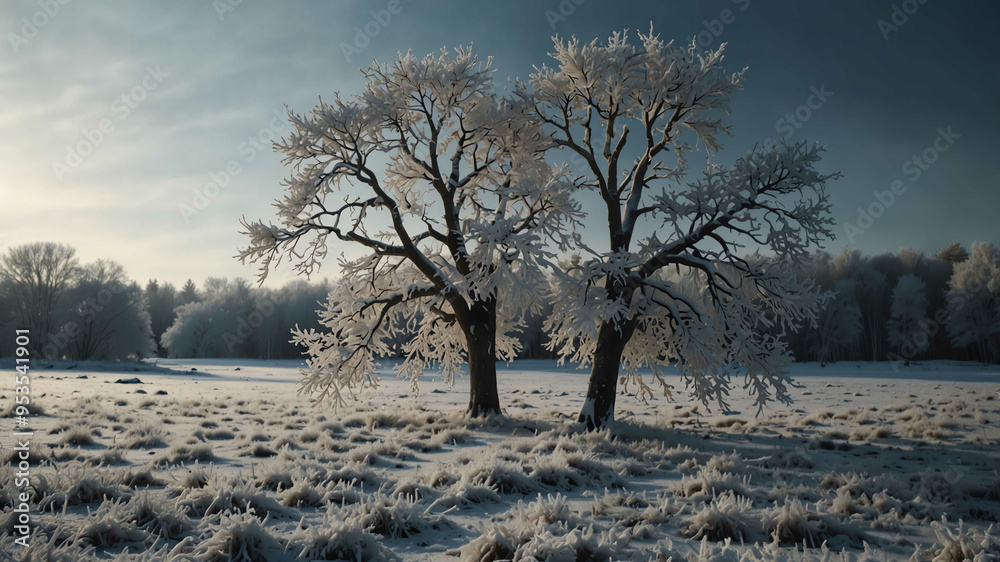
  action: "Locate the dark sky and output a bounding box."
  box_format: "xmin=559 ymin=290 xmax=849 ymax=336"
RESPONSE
xmin=2 ymin=1 xmax=997 ymax=286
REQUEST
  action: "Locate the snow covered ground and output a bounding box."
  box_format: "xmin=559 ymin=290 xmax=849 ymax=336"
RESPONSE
xmin=2 ymin=359 xmax=999 ymax=560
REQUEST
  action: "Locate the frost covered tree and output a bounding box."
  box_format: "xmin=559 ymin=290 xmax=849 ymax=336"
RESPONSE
xmin=522 ymin=30 xmax=837 ymax=428
xmin=946 ymin=242 xmax=1000 ymax=363
xmin=238 ymin=48 xmax=578 ymax=416
xmin=161 ymin=277 xmax=256 ymax=358
xmin=158 ymin=277 xmax=330 ymax=360
xmin=887 ymin=273 xmax=929 ymax=357
xmin=160 ymin=301 xmax=218 ymax=357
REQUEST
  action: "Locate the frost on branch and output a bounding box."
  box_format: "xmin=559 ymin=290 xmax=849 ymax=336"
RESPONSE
xmin=527 ymin=29 xmax=838 ymax=418
xmin=549 ymin=254 xmax=830 ymax=414
xmin=237 ymin=46 xmax=580 ymax=409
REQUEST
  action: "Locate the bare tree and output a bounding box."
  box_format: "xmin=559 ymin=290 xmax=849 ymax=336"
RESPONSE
xmin=522 ymin=30 xmax=837 ymax=429
xmin=0 ymin=242 xmax=79 ymax=353
xmin=238 ymin=48 xmax=578 ymax=416
xmin=887 ymin=273 xmax=930 ymax=357
xmin=60 ymin=259 xmax=155 ymax=361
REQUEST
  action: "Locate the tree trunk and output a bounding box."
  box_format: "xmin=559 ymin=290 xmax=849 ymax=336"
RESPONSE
xmin=466 ymin=299 xmax=502 ymax=417
xmin=578 ymin=319 xmax=633 ymax=430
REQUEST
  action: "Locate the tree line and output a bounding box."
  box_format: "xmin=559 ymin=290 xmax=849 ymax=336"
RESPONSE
xmin=0 ymin=240 xmax=997 ymax=372
xmin=783 ymin=243 xmax=999 ymax=365
xmin=0 ymin=242 xmax=332 ymax=361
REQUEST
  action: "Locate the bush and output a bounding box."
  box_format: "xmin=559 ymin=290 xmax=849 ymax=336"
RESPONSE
xmin=74 ymin=499 xmax=149 ymax=548
xmin=289 ymin=515 xmax=400 ymax=561
xmin=681 ymin=492 xmax=760 ymax=542
xmin=192 ymin=510 xmax=284 ymax=562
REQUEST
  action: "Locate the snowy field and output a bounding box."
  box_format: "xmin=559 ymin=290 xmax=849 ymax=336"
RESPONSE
xmin=2 ymin=359 xmax=999 ymax=561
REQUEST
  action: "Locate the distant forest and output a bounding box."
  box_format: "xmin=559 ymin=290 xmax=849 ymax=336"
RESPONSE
xmin=1 ymin=241 xmax=998 ymax=365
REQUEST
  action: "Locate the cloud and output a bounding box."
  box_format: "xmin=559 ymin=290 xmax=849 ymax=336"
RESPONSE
xmin=1 ymin=0 xmax=997 ymax=287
